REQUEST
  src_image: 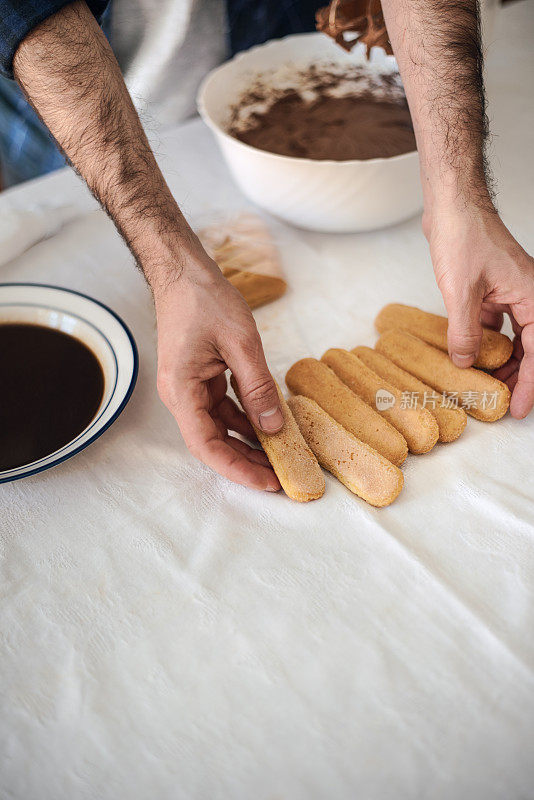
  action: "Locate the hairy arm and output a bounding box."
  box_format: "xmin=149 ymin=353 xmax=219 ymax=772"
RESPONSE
xmin=14 ymin=1 xmax=185 ymax=290
xmin=381 ymin=0 xmax=534 ymax=418
xmin=383 ymin=0 xmax=493 ymax=213
xmin=13 ymin=0 xmax=283 ymax=489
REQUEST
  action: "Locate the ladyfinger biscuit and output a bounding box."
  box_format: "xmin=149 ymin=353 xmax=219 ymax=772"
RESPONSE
xmin=285 ymin=358 xmax=408 ymax=466
xmin=352 ymin=346 xmax=467 ymax=442
xmin=224 ymin=270 xmax=287 ymax=310
xmin=376 ymin=331 xmax=511 ymax=422
xmin=288 ymin=395 xmax=404 ymax=507
xmin=375 ymin=303 xmax=513 ymax=370
xmin=231 ymin=377 xmax=325 ymax=502
xmin=322 ymin=348 xmax=439 ymax=454
xmin=199 ymin=212 xmax=288 ymax=310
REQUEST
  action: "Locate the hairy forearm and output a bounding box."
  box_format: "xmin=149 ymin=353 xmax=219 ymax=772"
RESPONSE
xmin=381 ymin=0 xmax=494 ymax=213
xmin=11 ymin=2 xmax=286 ymax=484
xmin=13 ymin=0 xmax=196 ymax=291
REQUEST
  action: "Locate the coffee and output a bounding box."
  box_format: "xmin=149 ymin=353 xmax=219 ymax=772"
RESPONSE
xmin=0 ymin=323 xmax=104 ymax=471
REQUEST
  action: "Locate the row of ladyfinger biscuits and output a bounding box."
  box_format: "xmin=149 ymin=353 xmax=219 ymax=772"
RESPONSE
xmin=233 ymin=304 xmax=512 ymax=507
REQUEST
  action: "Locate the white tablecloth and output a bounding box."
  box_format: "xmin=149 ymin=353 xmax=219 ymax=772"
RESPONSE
xmin=1 ymin=4 xmax=534 ymax=799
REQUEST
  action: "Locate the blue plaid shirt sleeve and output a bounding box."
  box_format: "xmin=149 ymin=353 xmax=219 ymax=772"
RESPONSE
xmin=0 ymin=0 xmax=110 ymax=79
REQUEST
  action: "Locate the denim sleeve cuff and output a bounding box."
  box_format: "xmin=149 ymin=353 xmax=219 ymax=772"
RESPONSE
xmin=0 ymin=0 xmax=110 ymax=79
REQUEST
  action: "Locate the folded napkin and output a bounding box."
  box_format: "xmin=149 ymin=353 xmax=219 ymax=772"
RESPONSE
xmin=0 ymin=203 xmax=88 ymax=268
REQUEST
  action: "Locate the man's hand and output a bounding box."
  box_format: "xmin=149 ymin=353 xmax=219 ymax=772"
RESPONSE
xmin=13 ymin=1 xmax=283 ymax=489
xmin=425 ymin=205 xmax=534 ymax=418
xmin=154 ymin=241 xmax=282 ymax=491
xmin=381 ymin=0 xmax=533 ymax=418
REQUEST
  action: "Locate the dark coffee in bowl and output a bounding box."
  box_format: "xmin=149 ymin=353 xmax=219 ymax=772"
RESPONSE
xmin=0 ymin=323 xmax=104 ymax=471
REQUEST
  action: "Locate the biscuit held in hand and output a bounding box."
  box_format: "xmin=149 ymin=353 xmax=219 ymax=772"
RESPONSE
xmin=322 ymin=348 xmax=439 ymax=454
xmin=375 ymin=303 xmax=513 ymax=370
xmin=285 ymin=357 xmax=408 ymax=466
xmin=231 ymin=376 xmax=325 ymax=502
xmin=352 ymin=346 xmax=467 ymax=442
xmin=288 ymin=395 xmax=403 ymax=507
xmin=376 ymin=331 xmax=511 ymax=422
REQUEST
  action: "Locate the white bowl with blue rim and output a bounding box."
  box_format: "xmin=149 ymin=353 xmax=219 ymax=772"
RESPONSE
xmin=0 ymin=283 xmax=138 ymax=483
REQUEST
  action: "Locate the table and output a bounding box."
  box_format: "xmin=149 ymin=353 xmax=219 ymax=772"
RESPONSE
xmin=1 ymin=3 xmax=533 ymax=798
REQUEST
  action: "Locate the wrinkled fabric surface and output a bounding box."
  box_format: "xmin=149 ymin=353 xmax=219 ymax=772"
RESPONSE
xmin=1 ymin=5 xmax=534 ymax=799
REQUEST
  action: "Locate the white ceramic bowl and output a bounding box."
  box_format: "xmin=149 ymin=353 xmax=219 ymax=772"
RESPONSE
xmin=198 ymin=33 xmax=423 ymax=233
xmin=0 ymin=284 xmax=138 ymax=483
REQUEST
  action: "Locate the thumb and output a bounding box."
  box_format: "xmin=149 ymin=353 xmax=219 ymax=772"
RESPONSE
xmin=443 ymin=284 xmax=484 ymax=368
xmin=228 ymin=338 xmax=284 ymax=434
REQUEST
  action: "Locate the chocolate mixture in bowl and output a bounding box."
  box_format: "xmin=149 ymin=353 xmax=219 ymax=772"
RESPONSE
xmin=231 ymin=90 xmax=415 ymax=160
xmin=227 ymin=67 xmax=416 ymax=161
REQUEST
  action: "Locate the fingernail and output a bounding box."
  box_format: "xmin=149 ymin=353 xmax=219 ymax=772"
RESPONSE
xmin=266 ymin=486 xmax=280 ymax=492
xmin=451 ymin=353 xmax=476 ymax=367
xmin=259 ymin=406 xmax=284 ymax=432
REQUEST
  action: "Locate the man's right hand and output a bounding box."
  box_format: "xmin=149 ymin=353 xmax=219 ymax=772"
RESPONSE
xmin=153 ymin=241 xmax=283 ymax=492
xmin=12 ymin=2 xmax=283 ymax=491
